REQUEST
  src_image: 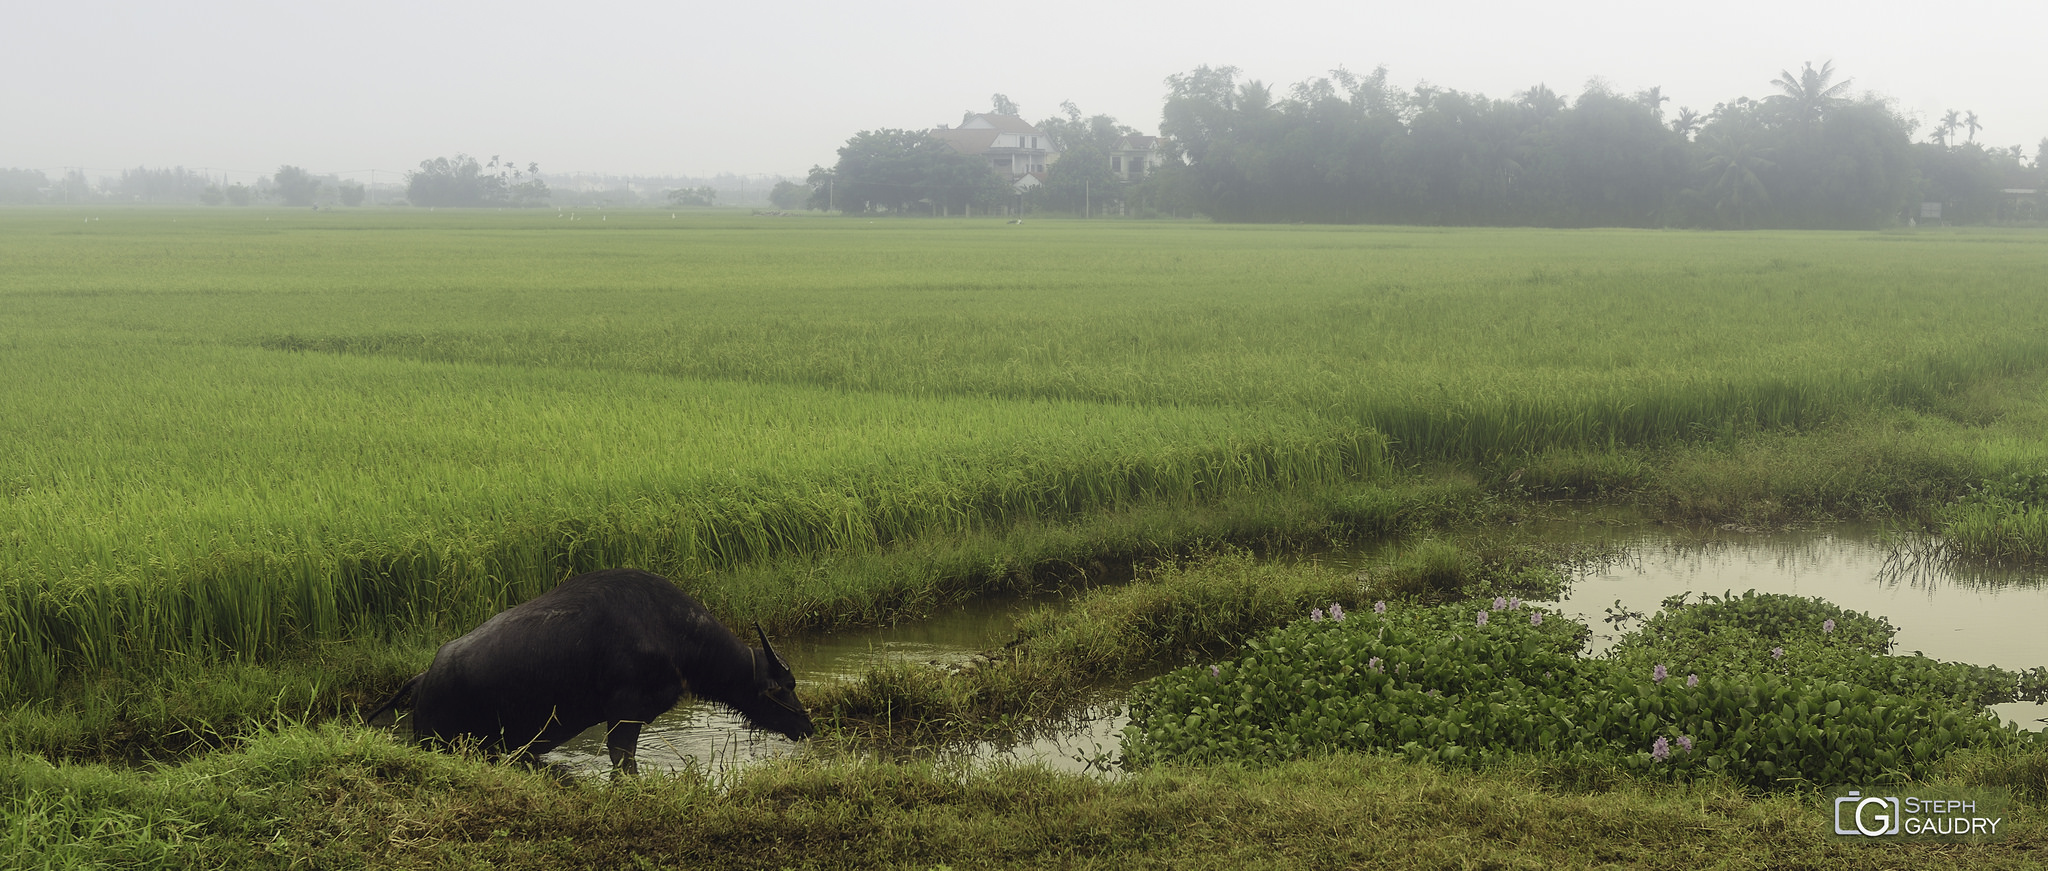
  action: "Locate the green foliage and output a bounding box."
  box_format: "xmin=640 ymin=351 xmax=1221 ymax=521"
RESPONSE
xmin=1126 ymin=595 xmax=2037 ymax=787
xmin=14 ymin=724 xmax=2044 ymax=870
xmin=4 ymin=213 xmax=2048 ymax=702
xmin=0 ymin=168 xmax=50 ymax=204
xmin=271 ymin=165 xmax=322 ymax=207
xmin=1029 ymin=102 xmax=1136 ymax=216
xmin=1937 ymin=469 xmax=2048 ymax=562
xmin=666 ymin=185 xmax=717 ymax=207
xmin=1160 ymin=62 xmax=1918 ymax=228
xmin=767 ymin=179 xmax=807 ymax=210
xmin=814 ymin=548 xmax=1373 ymax=742
xmin=810 ymin=129 xmax=1009 ymax=215
xmin=405 ymin=153 xmax=548 ymax=207
xmin=110 ymin=166 xmax=217 ymax=205
xmin=1610 ymin=590 xmax=2035 ymax=709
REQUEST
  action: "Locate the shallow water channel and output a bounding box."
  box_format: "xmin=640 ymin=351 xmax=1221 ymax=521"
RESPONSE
xmin=549 ymin=525 xmax=2048 ymax=776
xmin=547 ymin=591 xmax=1127 ymax=777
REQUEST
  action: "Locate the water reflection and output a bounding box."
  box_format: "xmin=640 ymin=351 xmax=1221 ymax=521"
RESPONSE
xmin=1541 ymin=525 xmax=2047 ymax=730
xmin=550 ymin=525 xmax=2048 ymax=774
xmin=545 ymin=590 xmax=1134 ymax=776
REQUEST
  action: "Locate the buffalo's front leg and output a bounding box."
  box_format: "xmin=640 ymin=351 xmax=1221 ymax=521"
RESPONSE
xmin=605 ymin=720 xmax=644 ymax=775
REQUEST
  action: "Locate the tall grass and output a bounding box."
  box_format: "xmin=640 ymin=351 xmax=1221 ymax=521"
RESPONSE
xmin=4 ymin=210 xmax=2047 ymax=699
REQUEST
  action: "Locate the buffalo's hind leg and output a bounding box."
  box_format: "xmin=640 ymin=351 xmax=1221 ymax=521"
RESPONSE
xmin=605 ymin=720 xmax=644 ymax=776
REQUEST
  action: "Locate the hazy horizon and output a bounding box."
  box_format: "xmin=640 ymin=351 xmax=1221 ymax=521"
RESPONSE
xmin=6 ymin=0 xmax=2043 ymax=183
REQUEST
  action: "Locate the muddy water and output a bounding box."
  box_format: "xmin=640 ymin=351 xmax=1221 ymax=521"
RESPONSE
xmin=1536 ymin=525 xmax=2048 ymax=731
xmin=546 ymin=591 xmax=1127 ymax=776
xmin=550 ymin=525 xmax=2048 ymax=775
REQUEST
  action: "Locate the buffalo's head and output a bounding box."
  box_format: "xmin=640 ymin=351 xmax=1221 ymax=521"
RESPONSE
xmin=734 ymin=623 xmax=816 ymax=740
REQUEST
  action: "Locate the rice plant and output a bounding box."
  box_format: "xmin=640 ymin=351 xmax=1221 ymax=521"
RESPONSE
xmin=3 ymin=209 xmax=2046 ymax=699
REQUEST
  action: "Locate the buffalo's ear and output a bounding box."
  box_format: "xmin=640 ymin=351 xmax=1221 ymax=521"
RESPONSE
xmin=755 ymin=622 xmax=796 ymax=684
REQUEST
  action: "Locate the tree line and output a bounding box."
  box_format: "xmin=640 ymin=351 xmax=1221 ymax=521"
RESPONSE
xmin=0 ymin=165 xmax=366 ymax=207
xmin=803 ymin=64 xmax=2043 ymax=227
xmin=1148 ymin=62 xmax=2044 ymax=227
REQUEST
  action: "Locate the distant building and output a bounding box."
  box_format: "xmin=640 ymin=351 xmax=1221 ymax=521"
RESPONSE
xmin=931 ymin=114 xmax=1060 ymax=192
xmin=1110 ymin=135 xmax=1159 ymax=181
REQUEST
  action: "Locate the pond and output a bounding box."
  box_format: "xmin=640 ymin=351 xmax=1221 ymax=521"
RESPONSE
xmin=1535 ymin=524 xmax=2048 ymax=733
xmin=548 ymin=524 xmax=2048 ymax=775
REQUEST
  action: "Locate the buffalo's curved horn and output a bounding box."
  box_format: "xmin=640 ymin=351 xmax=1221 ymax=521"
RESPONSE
xmin=755 ymin=621 xmax=795 ymax=682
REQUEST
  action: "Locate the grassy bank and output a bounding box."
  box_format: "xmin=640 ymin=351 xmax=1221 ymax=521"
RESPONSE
xmin=7 ymin=725 xmax=2044 ymax=870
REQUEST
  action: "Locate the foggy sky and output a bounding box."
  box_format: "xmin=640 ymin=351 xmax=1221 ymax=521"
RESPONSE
xmin=5 ymin=0 xmax=2042 ymax=183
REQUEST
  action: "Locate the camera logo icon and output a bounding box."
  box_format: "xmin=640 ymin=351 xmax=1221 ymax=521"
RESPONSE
xmin=1834 ymin=791 xmax=1901 ymax=837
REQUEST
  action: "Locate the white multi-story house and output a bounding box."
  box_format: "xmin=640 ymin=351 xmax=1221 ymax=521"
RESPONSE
xmin=1110 ymin=135 xmax=1159 ymax=181
xmin=931 ymin=113 xmax=1060 ymax=191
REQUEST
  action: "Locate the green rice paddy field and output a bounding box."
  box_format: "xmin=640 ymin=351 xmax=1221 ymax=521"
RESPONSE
xmin=7 ymin=209 xmax=2048 ymax=868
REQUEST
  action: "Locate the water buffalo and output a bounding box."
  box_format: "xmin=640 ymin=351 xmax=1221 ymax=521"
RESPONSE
xmin=365 ymin=568 xmax=815 ymax=772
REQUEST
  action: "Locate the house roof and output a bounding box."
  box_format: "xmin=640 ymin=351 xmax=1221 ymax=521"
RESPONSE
xmin=960 ymin=113 xmax=1042 ymax=135
xmin=931 ymin=126 xmax=999 ymax=155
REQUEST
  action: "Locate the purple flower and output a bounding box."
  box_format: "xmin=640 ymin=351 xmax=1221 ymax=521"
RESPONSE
xmin=1686 ymin=673 xmax=1699 ymax=688
xmin=1367 ymin=656 xmax=1383 ymax=673
xmin=1508 ymin=597 xmax=1521 ymax=610
xmin=1476 ymin=610 xmax=1489 ymax=627
xmin=1772 ymin=646 xmax=1785 ymax=660
xmin=1210 ymin=664 xmax=1220 ymax=678
xmin=1530 ymin=612 xmax=1543 ymax=627
xmin=1330 ymin=603 xmax=1346 ymax=623
xmin=1677 ymin=735 xmax=1694 ymax=753
xmin=1653 ymin=664 xmax=1668 ymax=683
xmin=1492 ymin=596 xmax=1508 ymax=611
xmin=1651 ymin=736 xmax=1670 ymax=761
xmin=1374 ymin=601 xmax=1387 ymax=616
xmin=1822 ymin=619 xmax=1835 ymax=634
xmin=1311 ymin=608 xmax=1324 ymax=622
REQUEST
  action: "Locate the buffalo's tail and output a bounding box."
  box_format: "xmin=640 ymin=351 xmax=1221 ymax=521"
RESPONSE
xmin=363 ymin=672 xmax=425 ymax=727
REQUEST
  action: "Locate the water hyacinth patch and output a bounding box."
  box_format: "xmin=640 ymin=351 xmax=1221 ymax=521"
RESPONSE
xmin=1127 ymin=593 xmax=2035 ymax=788
xmin=1608 ymin=588 xmax=2040 ymax=711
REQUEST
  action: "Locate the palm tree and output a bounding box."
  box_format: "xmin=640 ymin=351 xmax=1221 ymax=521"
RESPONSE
xmin=1768 ymin=60 xmax=1854 ymax=126
xmin=1670 ymin=107 xmax=1703 ymax=140
xmin=1635 ymin=86 xmax=1669 ymax=120
xmin=1697 ymin=129 xmax=1775 ymax=228
xmin=1964 ymin=110 xmax=1982 ymax=144
xmin=1936 ymin=110 xmax=1961 ymax=147
xmin=1516 ymin=84 xmax=1565 ymax=120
